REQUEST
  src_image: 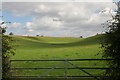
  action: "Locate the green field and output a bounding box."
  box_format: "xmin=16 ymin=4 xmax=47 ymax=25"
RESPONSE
xmin=10 ymin=35 xmax=107 ymax=79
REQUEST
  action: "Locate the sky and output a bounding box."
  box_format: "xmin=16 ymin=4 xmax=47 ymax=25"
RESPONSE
xmin=1 ymin=1 xmax=118 ymax=37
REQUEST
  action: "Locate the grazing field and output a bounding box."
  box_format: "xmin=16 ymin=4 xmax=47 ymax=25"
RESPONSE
xmin=10 ymin=35 xmax=107 ymax=79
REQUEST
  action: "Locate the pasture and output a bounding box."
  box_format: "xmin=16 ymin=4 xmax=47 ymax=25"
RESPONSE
xmin=10 ymin=35 xmax=107 ymax=79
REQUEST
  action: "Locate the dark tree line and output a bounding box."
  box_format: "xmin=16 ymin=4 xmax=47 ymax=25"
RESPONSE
xmin=101 ymin=2 xmax=120 ymax=80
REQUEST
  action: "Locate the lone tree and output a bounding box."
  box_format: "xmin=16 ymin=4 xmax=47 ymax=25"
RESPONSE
xmin=0 ymin=22 xmax=15 ymax=79
xmin=101 ymin=2 xmax=120 ymax=80
xmin=80 ymin=36 xmax=83 ymax=38
xmin=36 ymin=35 xmax=39 ymax=37
xmin=41 ymin=35 xmax=44 ymax=37
xmin=9 ymin=32 xmax=14 ymax=35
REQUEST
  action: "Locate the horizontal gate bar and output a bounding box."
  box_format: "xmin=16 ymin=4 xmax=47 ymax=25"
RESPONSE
xmin=10 ymin=59 xmax=115 ymax=62
xmin=11 ymin=67 xmax=117 ymax=69
xmin=10 ymin=75 xmax=111 ymax=77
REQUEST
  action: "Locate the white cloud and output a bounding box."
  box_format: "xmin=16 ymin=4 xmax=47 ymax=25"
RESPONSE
xmin=0 ymin=22 xmax=21 ymax=29
xmin=9 ymin=22 xmax=21 ymax=28
xmin=26 ymin=22 xmax=33 ymax=27
xmin=3 ymin=2 xmax=117 ymax=37
xmin=5 ymin=22 xmax=22 ymax=29
xmin=25 ymin=16 xmax=64 ymax=33
xmin=34 ymin=4 xmax=51 ymax=13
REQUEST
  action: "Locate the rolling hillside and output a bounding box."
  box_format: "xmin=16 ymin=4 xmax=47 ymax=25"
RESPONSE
xmin=9 ymin=35 xmax=106 ymax=77
xmin=10 ymin=35 xmax=102 ymax=59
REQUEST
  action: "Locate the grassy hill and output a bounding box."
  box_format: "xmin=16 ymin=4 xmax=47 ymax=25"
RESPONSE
xmin=11 ymin=35 xmax=102 ymax=59
xmin=9 ymin=35 xmax=106 ymax=78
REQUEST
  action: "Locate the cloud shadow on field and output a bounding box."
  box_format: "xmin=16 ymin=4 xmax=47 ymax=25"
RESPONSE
xmin=12 ymin=35 xmax=103 ymax=49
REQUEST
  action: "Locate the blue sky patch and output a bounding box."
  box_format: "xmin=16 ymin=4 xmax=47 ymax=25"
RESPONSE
xmin=2 ymin=11 xmax=33 ymax=24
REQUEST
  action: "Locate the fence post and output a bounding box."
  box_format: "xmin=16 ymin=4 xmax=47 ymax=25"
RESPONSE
xmin=64 ymin=60 xmax=67 ymax=80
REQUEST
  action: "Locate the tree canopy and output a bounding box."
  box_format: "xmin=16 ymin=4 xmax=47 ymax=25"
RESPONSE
xmin=101 ymin=2 xmax=120 ymax=80
xmin=0 ymin=23 xmax=15 ymax=79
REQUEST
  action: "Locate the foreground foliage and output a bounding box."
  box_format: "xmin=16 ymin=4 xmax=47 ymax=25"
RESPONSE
xmin=101 ymin=2 xmax=120 ymax=80
xmin=0 ymin=27 xmax=15 ymax=78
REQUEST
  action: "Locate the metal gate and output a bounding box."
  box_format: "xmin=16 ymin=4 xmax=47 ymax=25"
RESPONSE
xmin=10 ymin=59 xmax=115 ymax=80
